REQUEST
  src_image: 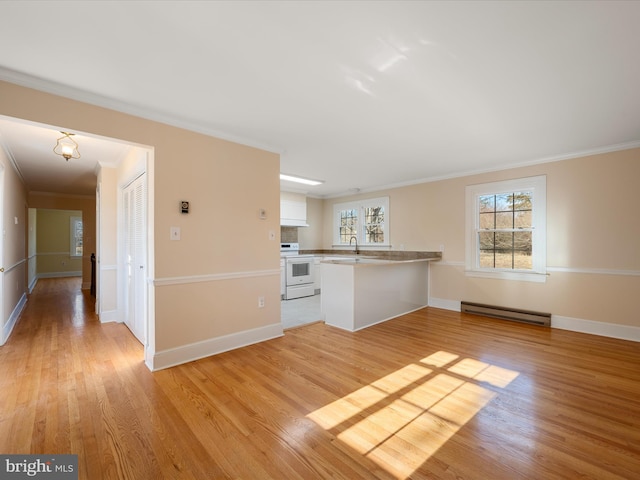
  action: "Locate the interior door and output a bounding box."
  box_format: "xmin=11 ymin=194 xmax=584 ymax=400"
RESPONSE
xmin=123 ymin=173 xmax=147 ymax=344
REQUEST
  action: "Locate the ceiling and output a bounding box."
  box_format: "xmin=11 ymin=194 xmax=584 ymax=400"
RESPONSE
xmin=0 ymin=1 xmax=639 ymax=198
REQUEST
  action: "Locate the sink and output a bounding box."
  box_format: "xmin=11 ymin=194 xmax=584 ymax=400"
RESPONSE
xmin=324 ymin=257 xmax=391 ymax=265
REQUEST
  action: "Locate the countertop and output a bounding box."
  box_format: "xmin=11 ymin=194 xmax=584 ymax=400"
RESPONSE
xmin=300 ymin=249 xmax=442 ymax=264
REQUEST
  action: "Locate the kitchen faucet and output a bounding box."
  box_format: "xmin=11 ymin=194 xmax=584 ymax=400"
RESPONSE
xmin=349 ymin=235 xmax=359 ymax=254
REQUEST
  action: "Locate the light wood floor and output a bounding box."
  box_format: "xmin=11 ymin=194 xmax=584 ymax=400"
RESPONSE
xmin=1 ymin=278 xmax=639 ymax=479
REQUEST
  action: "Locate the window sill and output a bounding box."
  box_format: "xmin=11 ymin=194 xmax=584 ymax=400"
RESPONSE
xmin=465 ymin=269 xmax=548 ymax=283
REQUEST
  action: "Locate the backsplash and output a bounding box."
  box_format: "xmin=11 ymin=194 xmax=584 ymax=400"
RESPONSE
xmin=281 ymin=226 xmax=298 ymax=243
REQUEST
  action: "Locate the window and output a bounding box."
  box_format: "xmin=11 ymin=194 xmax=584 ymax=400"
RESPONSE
xmin=465 ymin=176 xmax=546 ymax=282
xmin=70 ymin=216 xmax=83 ymax=257
xmin=333 ymin=196 xmax=390 ymax=247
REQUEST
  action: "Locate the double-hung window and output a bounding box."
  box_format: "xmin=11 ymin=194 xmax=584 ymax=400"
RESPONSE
xmin=465 ymin=176 xmax=546 ymax=282
xmin=70 ymin=216 xmax=83 ymax=257
xmin=333 ymin=196 xmax=389 ymax=247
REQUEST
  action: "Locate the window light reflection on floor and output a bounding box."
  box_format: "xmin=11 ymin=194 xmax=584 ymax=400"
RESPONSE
xmin=307 ymin=351 xmax=520 ymax=479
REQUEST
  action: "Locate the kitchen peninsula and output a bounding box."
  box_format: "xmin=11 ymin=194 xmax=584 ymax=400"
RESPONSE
xmin=318 ymin=251 xmax=441 ymax=332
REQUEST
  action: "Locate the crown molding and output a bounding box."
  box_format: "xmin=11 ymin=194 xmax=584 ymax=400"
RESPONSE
xmin=0 ymin=67 xmax=282 ymax=155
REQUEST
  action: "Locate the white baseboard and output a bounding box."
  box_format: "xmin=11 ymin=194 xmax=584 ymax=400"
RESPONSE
xmin=429 ymin=297 xmax=461 ymax=312
xmin=552 ymin=315 xmax=640 ymax=342
xmin=38 ymin=272 xmax=82 ymax=279
xmin=149 ymin=322 xmax=284 ymax=371
xmin=1 ymin=293 xmax=27 ymax=346
xmin=28 ymin=277 xmax=38 ymax=294
xmin=98 ymin=309 xmax=119 ymax=323
xmin=428 ymin=297 xmax=640 ymax=343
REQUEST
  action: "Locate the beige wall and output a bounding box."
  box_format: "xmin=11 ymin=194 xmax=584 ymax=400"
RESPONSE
xmin=0 ymin=142 xmax=28 ymax=343
xmin=28 ymin=193 xmax=96 ymax=289
xmin=34 ymin=209 xmax=83 ymax=277
xmin=321 ymin=148 xmax=640 ymax=330
xmin=0 ymin=80 xmax=281 ymax=368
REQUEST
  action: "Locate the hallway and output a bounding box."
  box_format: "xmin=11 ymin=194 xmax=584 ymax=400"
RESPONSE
xmin=0 ymin=278 xmax=148 ymax=478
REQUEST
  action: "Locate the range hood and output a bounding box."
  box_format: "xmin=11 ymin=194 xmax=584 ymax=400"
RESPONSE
xmin=281 ymin=192 xmax=308 ymax=227
xmin=281 ymin=218 xmax=309 ymax=227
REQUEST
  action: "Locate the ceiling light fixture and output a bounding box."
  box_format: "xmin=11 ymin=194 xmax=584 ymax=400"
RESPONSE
xmin=53 ymin=131 xmax=81 ymax=161
xmin=280 ymin=173 xmax=324 ymax=186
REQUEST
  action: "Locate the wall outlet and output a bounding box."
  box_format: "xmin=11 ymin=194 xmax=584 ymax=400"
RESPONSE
xmin=258 ymin=296 xmax=265 ymax=308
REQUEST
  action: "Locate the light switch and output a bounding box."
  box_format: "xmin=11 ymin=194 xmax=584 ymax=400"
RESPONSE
xmin=170 ymin=227 xmax=181 ymax=241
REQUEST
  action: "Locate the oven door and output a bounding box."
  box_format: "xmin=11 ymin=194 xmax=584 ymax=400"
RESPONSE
xmin=285 ymin=256 xmax=315 ymax=286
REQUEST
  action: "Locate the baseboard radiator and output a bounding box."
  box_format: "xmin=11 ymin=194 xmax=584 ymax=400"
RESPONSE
xmin=461 ymin=301 xmax=551 ymax=327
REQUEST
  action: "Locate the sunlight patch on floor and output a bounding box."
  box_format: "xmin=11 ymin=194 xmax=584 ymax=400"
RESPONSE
xmin=307 ymin=351 xmax=520 ymax=479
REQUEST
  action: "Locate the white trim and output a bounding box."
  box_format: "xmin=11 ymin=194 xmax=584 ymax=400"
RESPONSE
xmin=1 ymin=293 xmax=27 ymax=346
xmin=427 ymin=297 xmax=639 ymax=343
xmin=434 ymin=261 xmax=639 ymax=278
xmin=3 ymin=258 xmax=25 ymax=273
xmin=3 ymin=67 xmax=639 ymax=201
xmin=323 ymin=141 xmax=640 ymax=198
xmin=37 ymin=271 xmax=82 ymax=279
xmin=547 ymin=266 xmax=640 ymax=277
xmin=428 ymin=297 xmax=461 ymax=312
xmin=552 ymin=315 xmax=640 ymax=343
xmin=0 ymin=67 xmax=282 ymax=156
xmin=332 ymin=196 xmax=390 ymax=247
xmin=465 ymin=269 xmax=548 ymax=283
xmin=154 ymin=269 xmax=280 ymax=287
xmin=100 ymin=264 xmax=118 ymax=271
xmin=98 ymin=309 xmax=119 ymax=323
xmin=28 ymin=276 xmax=37 ymax=293
xmin=149 ymin=323 xmax=284 ymax=371
xmin=465 ymin=175 xmax=547 ymax=283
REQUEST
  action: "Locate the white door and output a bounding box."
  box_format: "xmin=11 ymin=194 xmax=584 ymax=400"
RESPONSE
xmin=123 ymin=173 xmax=147 ymax=344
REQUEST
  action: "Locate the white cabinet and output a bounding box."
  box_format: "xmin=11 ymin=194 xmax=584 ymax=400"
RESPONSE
xmin=322 ymin=260 xmax=430 ymax=332
xmin=280 ymin=192 xmax=308 ymax=226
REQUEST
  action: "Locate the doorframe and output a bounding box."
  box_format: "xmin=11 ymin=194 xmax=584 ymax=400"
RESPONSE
xmin=115 ymin=148 xmax=155 ymax=369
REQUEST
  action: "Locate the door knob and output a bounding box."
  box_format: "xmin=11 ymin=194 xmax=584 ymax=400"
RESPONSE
xmin=0 ymin=267 xmax=4 ymax=272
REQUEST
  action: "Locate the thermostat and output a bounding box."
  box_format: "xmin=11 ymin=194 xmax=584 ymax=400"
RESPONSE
xmin=181 ymin=201 xmax=189 ymax=214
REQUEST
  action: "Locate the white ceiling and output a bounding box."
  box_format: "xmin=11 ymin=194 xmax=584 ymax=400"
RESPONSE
xmin=0 ymin=1 xmax=639 ymax=197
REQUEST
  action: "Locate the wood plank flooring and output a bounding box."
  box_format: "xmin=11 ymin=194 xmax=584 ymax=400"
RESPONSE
xmin=1 ymin=277 xmax=639 ymax=479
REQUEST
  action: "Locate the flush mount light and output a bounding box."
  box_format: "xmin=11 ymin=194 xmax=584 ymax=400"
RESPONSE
xmin=53 ymin=131 xmax=81 ymax=161
xmin=279 ymin=173 xmax=324 ymax=186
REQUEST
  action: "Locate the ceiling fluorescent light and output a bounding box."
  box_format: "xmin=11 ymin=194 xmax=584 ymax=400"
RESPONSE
xmin=280 ymin=173 xmax=324 ymax=186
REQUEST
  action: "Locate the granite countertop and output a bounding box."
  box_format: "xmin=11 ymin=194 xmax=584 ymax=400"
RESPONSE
xmin=300 ymin=249 xmax=442 ymax=262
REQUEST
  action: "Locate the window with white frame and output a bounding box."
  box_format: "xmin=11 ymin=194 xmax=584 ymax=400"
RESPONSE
xmin=465 ymin=176 xmax=546 ymax=282
xmin=70 ymin=216 xmax=83 ymax=257
xmin=333 ymin=196 xmax=390 ymax=247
